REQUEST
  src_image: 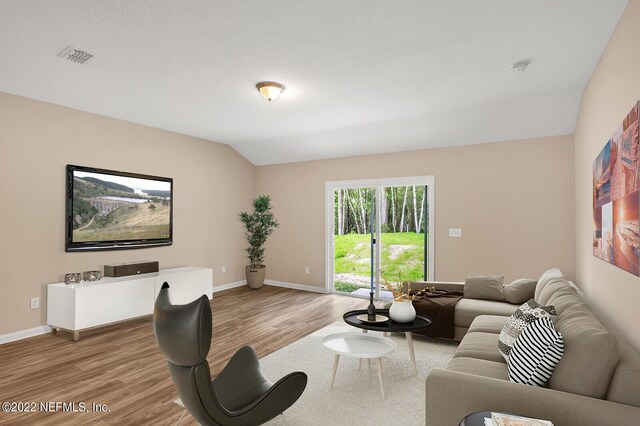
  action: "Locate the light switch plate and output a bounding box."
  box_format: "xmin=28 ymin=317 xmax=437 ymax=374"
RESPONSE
xmin=449 ymin=228 xmax=462 ymax=238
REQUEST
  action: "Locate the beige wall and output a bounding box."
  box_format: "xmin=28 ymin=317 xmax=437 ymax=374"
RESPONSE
xmin=256 ymin=135 xmax=575 ymax=288
xmin=0 ymin=92 xmax=255 ymax=335
xmin=574 ymin=0 xmax=640 ymax=351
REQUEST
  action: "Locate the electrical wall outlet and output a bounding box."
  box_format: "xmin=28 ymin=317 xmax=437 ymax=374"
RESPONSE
xmin=305 ymin=266 xmax=310 ymax=274
xmin=449 ymin=228 xmax=462 ymax=238
xmin=221 ymin=266 xmax=226 ymax=273
xmin=30 ymin=297 xmax=39 ymax=309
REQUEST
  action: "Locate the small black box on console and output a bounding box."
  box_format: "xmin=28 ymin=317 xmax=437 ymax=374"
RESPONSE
xmin=104 ymin=261 xmax=159 ymax=277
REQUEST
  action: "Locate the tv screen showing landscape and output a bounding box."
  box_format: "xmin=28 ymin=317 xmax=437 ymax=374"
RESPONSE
xmin=66 ymin=165 xmax=172 ymax=251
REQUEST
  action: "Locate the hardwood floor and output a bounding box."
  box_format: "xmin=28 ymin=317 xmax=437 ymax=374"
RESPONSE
xmin=0 ymin=286 xmax=378 ymax=425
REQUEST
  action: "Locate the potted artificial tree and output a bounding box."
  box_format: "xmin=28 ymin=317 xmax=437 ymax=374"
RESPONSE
xmin=239 ymin=195 xmax=279 ymax=289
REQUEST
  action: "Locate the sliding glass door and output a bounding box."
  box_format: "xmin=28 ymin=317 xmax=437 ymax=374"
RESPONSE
xmin=332 ymin=187 xmax=376 ymax=297
xmin=378 ymin=185 xmax=428 ymax=299
xmin=327 ymin=177 xmax=434 ymax=299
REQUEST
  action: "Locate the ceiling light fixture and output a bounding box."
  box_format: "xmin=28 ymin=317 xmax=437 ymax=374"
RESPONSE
xmin=510 ymin=61 xmax=529 ymax=73
xmin=256 ymin=81 xmax=285 ymax=102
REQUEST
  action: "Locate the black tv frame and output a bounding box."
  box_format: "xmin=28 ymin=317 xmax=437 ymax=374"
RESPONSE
xmin=65 ymin=164 xmax=173 ymax=252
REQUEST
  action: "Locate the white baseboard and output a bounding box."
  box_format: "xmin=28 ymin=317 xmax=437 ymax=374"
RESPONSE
xmin=212 ymin=280 xmax=246 ymax=293
xmin=0 ymin=325 xmax=51 ymax=345
xmin=264 ymin=280 xmax=328 ymax=294
xmin=0 ymin=281 xmax=321 ymax=344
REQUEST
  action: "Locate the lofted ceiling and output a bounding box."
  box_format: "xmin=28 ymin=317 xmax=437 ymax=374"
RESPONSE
xmin=0 ymin=1 xmax=628 ymax=165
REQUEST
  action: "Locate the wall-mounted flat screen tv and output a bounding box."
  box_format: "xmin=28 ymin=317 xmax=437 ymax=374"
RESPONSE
xmin=66 ymin=165 xmax=173 ymax=251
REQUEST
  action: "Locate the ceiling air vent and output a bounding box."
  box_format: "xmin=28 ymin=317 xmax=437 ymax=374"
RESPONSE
xmin=57 ymin=45 xmax=94 ymax=64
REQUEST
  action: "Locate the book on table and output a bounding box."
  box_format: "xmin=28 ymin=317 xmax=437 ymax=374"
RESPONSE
xmin=482 ymin=413 xmax=554 ymax=426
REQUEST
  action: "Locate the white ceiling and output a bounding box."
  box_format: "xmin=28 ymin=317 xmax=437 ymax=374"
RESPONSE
xmin=0 ymin=1 xmax=628 ymax=165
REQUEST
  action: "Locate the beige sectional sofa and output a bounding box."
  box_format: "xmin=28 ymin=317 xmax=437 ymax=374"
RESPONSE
xmin=398 ymin=280 xmax=521 ymax=341
xmin=409 ymin=270 xmax=640 ymax=426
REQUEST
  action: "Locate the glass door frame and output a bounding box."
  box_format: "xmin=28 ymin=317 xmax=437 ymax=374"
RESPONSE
xmin=325 ymin=176 xmax=435 ymax=299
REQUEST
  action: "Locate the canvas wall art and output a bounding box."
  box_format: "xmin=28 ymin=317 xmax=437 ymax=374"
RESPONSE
xmin=593 ymin=101 xmax=640 ymax=276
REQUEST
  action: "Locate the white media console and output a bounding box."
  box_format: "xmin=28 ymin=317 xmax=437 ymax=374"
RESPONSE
xmin=47 ymin=267 xmax=213 ymax=340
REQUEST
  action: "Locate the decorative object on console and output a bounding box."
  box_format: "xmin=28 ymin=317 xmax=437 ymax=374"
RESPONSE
xmin=239 ymin=195 xmax=279 ymax=289
xmin=82 ymin=270 xmax=102 ymax=281
xmin=104 ymin=261 xmax=159 ymax=277
xmin=508 ymin=316 xmax=564 ymax=387
xmin=498 ymin=299 xmax=557 ymax=361
xmin=64 ymin=272 xmax=81 ymax=285
xmin=463 ymin=275 xmax=504 ymax=300
xmin=592 ymin=101 xmax=640 ymax=276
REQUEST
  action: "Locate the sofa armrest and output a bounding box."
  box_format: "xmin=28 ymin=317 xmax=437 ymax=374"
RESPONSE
xmin=403 ymin=281 xmax=464 ymax=293
xmin=426 ymin=369 xmax=640 ymax=426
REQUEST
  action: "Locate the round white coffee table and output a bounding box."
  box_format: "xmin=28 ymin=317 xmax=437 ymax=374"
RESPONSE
xmin=322 ymin=332 xmax=397 ymax=400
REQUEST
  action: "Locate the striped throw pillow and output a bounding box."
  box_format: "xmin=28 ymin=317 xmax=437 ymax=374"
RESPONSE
xmin=508 ymin=316 xmax=564 ymax=386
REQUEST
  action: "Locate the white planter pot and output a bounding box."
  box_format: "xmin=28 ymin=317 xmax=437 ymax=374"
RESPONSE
xmin=389 ymin=300 xmax=416 ymax=323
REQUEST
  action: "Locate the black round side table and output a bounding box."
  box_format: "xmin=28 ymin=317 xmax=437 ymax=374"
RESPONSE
xmin=460 ymin=412 xmax=528 ymax=426
xmin=343 ymin=309 xmax=432 ymax=374
xmin=459 ymin=411 xmax=491 ymax=426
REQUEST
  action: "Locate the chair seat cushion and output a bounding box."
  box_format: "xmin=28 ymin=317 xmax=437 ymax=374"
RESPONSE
xmin=217 ymin=381 xmax=274 ymax=412
xmin=454 ymin=298 xmax=519 ymax=328
xmin=447 ymin=357 xmax=509 ymax=380
xmin=453 ymin=332 xmax=505 ymax=363
xmin=468 ymin=315 xmax=510 ymax=334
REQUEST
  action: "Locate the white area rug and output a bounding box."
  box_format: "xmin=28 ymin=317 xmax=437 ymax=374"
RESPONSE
xmin=261 ymin=322 xmax=458 ymax=426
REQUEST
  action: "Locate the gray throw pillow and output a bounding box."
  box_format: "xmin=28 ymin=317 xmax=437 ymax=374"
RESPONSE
xmin=498 ymin=299 xmax=557 ymax=361
xmin=463 ymin=276 xmax=504 ymax=301
xmin=503 ymin=279 xmax=537 ymax=304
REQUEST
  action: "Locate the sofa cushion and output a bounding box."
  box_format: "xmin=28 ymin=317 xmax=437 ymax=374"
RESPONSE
xmin=534 ymin=268 xmax=564 ymax=301
xmin=508 ymin=316 xmax=564 ymax=386
xmin=447 ymin=357 xmax=509 ymax=380
xmin=498 ymin=299 xmax=557 ymax=361
xmin=546 ymin=285 xmax=582 ymax=315
xmin=453 ymin=332 xmax=505 ymax=363
xmin=503 ymin=279 xmax=537 ymax=304
xmin=463 ymin=276 xmax=504 ymax=301
xmin=549 ymin=305 xmax=620 ymax=399
xmin=454 ymin=298 xmax=519 ymax=328
xmin=537 ymin=277 xmax=571 ymax=307
xmin=468 ymin=315 xmax=509 ymax=334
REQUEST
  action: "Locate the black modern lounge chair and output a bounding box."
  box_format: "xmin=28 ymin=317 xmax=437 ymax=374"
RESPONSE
xmin=153 ymin=283 xmax=307 ymax=425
